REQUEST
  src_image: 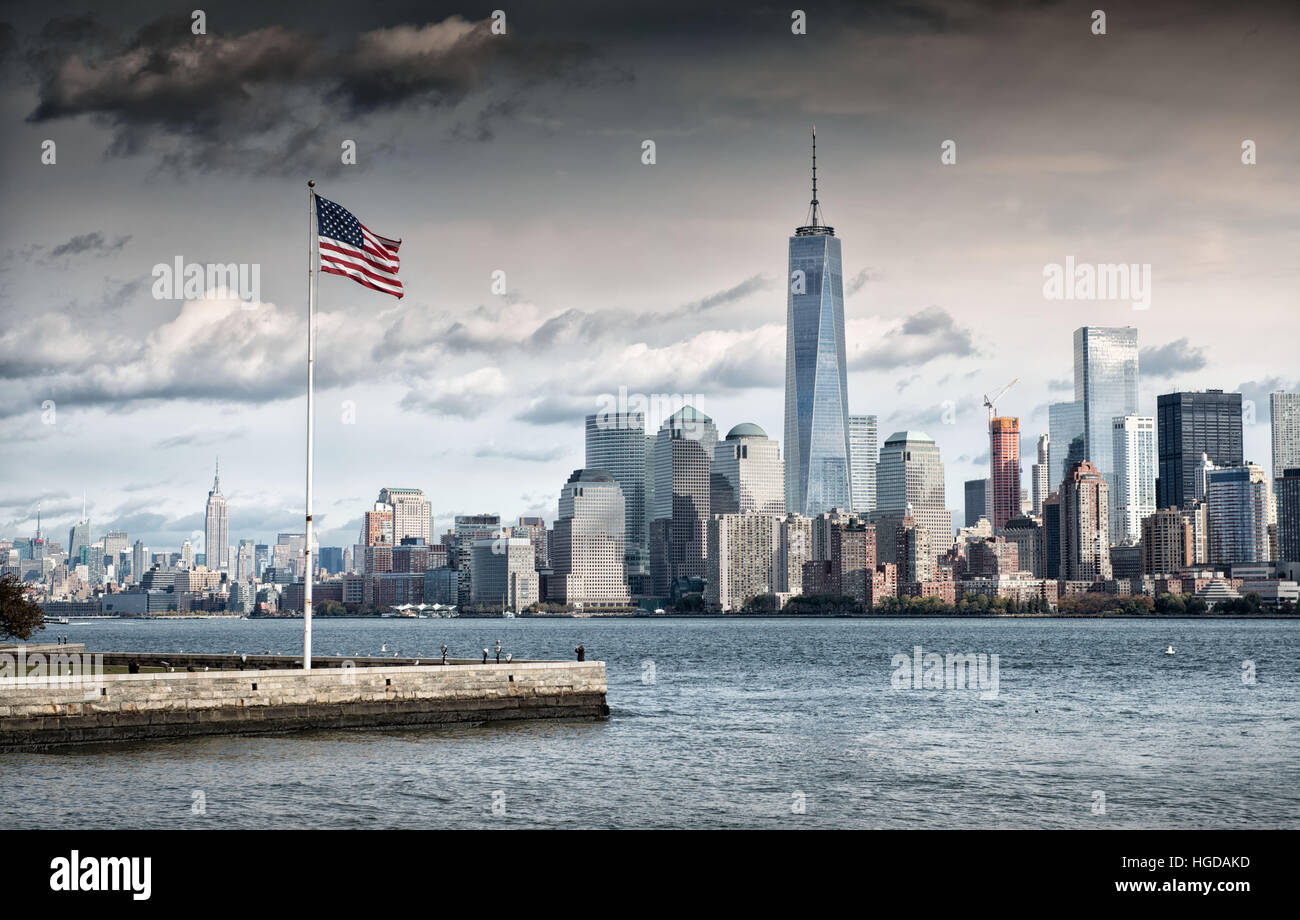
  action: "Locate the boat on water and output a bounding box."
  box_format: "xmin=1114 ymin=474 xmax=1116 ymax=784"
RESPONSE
xmin=1165 ymin=644 xmax=1176 ymax=655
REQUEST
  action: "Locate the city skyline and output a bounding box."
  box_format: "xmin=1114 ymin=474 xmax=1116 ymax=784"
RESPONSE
xmin=2 ymin=0 xmax=1298 ymax=553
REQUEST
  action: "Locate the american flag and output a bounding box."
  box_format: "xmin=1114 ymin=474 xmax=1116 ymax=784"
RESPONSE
xmin=314 ymin=194 xmax=403 ymax=299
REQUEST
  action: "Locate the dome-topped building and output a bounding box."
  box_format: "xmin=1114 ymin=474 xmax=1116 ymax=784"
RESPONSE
xmin=711 ymin=422 xmax=784 ymax=515
xmin=726 ymin=422 xmax=768 ymax=440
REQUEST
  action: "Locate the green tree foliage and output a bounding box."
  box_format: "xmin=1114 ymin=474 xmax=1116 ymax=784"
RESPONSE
xmin=0 ymin=574 xmax=46 ymax=640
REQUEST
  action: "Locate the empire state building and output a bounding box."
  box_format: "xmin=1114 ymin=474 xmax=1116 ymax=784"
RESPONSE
xmin=204 ymin=459 xmax=229 ymax=571
xmin=783 ymin=128 xmax=851 ymax=515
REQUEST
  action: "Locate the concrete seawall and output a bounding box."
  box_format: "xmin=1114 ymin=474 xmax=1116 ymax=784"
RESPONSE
xmin=0 ymin=659 xmax=608 ymax=752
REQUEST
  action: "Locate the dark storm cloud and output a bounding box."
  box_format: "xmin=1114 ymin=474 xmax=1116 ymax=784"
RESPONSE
xmin=474 ymin=442 xmax=572 ymax=462
xmin=44 ymin=231 xmax=131 ymax=260
xmin=845 ymin=269 xmax=874 ymax=297
xmin=530 ymin=274 xmax=775 ymax=348
xmin=512 ymin=395 xmax=594 ymax=427
xmin=850 ymin=306 xmax=976 ymax=371
xmin=1139 ymin=337 xmax=1206 ymax=377
xmin=24 ymin=13 xmax=611 ymax=172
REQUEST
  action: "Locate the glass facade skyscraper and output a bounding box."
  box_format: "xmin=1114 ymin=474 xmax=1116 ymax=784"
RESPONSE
xmin=1073 ymin=326 xmax=1139 ymax=515
xmin=1048 ymin=400 xmax=1085 ymax=497
xmin=1111 ymin=415 xmax=1156 ymax=542
xmin=849 ymin=414 xmax=878 ymax=514
xmin=1155 ymin=390 xmax=1244 ymax=510
xmin=585 ymin=410 xmax=648 ymax=584
xmin=784 ymin=130 xmax=851 ymax=516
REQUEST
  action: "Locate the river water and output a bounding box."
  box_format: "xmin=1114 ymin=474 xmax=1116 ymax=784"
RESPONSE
xmin=2 ymin=616 xmax=1297 ymax=829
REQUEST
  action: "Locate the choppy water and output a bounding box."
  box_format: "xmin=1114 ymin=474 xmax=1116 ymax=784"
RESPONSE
xmin=2 ymin=617 xmax=1297 ymax=829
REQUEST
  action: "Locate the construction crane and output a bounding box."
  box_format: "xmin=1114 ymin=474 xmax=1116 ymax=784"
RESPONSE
xmin=983 ymin=378 xmax=1019 ymax=422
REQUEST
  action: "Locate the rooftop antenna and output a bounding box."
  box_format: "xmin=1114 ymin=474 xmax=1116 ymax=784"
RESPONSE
xmin=797 ymin=126 xmax=833 ymax=236
xmin=809 ymin=125 xmax=821 ymax=227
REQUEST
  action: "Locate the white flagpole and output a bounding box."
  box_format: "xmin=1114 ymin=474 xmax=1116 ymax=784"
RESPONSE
xmin=304 ymin=179 xmax=317 ymax=670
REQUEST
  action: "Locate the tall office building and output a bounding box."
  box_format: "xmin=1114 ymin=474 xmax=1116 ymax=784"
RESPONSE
xmin=67 ymin=494 xmax=90 ymax=568
xmin=1043 ymin=493 xmax=1061 ymax=578
xmin=236 ymin=539 xmax=256 ymax=582
xmin=377 ymin=488 xmax=432 ymax=545
xmin=963 ymin=478 xmax=989 ymax=528
xmin=1276 ymin=468 xmax=1300 ymax=564
xmin=1156 ymin=390 xmax=1244 ymax=510
xmin=203 ymin=460 xmax=229 ymax=570
xmin=989 ymin=416 xmax=1020 ymax=530
xmin=514 ymin=516 xmax=549 ymax=570
xmin=649 ymin=406 xmax=718 ymax=594
xmin=451 ymin=514 xmax=502 ymax=605
xmin=710 ymin=423 xmax=784 ymax=515
xmin=784 ymin=129 xmax=851 ymax=516
xmin=471 ymin=537 xmax=538 ymax=611
xmin=101 ymin=531 xmax=129 ymax=572
xmin=1271 ymin=392 xmax=1300 ymax=483
xmin=1060 ymin=460 xmax=1111 ymax=582
xmin=1111 ymin=415 xmax=1156 ymax=542
xmin=849 ymin=414 xmax=878 ymax=514
xmin=131 ymin=540 xmax=146 ymax=585
xmin=1206 ymin=464 xmax=1270 ymax=566
xmin=877 ymin=431 xmax=953 ymax=558
xmin=1074 ymin=326 xmax=1139 ymax=525
xmin=550 ymin=469 xmax=629 ymax=606
xmin=1048 ymin=400 xmax=1086 ymax=500
xmin=1031 ymin=434 xmax=1050 ymax=517
xmin=586 ymin=410 xmax=648 ymax=583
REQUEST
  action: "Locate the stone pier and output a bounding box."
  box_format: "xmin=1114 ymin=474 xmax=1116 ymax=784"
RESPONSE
xmin=0 ymin=656 xmax=608 ymax=752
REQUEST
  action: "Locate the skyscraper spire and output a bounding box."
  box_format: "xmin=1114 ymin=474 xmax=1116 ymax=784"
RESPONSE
xmin=797 ymin=126 xmax=833 ymax=236
xmin=809 ymin=125 xmax=821 ymax=227
xmin=213 ymin=456 xmax=221 ymax=493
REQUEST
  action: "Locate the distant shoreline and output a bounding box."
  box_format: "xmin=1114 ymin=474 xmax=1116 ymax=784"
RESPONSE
xmin=56 ymin=612 xmax=1300 ymax=622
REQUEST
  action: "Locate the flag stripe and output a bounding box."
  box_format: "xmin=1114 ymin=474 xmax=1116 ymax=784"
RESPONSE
xmin=314 ymin=193 xmax=404 ymax=299
xmin=318 ymin=241 xmax=401 ymax=285
xmin=320 ymin=264 xmax=403 ymax=297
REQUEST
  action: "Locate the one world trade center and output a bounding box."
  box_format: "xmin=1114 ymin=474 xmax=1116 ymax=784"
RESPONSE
xmin=784 ymin=128 xmax=851 ymax=515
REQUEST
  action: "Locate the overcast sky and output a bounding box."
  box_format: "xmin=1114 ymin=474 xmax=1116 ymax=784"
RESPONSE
xmin=1 ymin=0 xmax=1297 ymax=554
